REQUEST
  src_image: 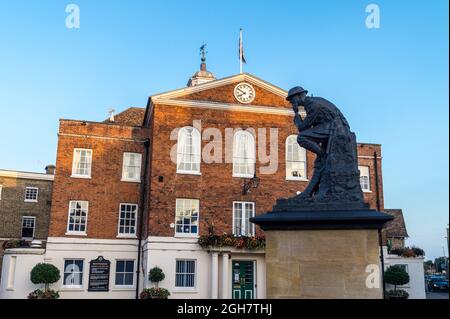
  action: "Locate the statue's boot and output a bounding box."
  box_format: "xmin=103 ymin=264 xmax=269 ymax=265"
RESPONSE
xmin=296 ymin=155 xmax=326 ymax=200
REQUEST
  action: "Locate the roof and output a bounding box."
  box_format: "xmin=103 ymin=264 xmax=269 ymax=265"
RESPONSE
xmin=103 ymin=107 xmax=145 ymax=127
xmin=150 ymin=72 xmax=287 ymax=101
xmin=0 ymin=169 xmax=54 ymax=181
xmin=383 ymin=209 xmax=409 ymax=238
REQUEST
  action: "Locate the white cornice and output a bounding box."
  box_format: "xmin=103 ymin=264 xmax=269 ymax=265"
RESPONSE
xmin=58 ymin=133 xmax=148 ymax=143
xmin=155 ymin=98 xmax=305 ymax=117
xmin=151 ymin=73 xmax=288 ymax=101
xmin=0 ymin=170 xmax=54 ymax=181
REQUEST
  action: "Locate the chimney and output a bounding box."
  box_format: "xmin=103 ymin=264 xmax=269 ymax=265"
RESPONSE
xmin=45 ymin=165 xmax=56 ymax=175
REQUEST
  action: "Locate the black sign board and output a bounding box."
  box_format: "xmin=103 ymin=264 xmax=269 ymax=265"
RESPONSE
xmin=88 ymin=256 xmax=111 ymax=292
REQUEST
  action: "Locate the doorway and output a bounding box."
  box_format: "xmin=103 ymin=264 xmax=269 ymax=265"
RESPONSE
xmin=232 ymin=260 xmax=255 ymax=299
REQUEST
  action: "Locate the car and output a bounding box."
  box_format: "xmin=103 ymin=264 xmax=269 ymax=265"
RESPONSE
xmin=427 ymin=275 xmax=449 ymax=292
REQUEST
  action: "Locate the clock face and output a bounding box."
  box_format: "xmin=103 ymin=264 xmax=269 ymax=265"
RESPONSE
xmin=234 ymin=83 xmax=255 ymax=104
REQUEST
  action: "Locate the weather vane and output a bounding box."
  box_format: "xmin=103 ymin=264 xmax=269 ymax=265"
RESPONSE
xmin=200 ymin=43 xmax=207 ymax=63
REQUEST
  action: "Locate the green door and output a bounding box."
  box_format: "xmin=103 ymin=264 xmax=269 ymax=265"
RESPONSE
xmin=232 ymin=260 xmax=255 ymax=299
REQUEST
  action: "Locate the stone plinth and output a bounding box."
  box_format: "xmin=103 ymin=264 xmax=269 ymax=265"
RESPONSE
xmin=266 ymin=229 xmax=381 ymax=299
xmin=251 ymin=210 xmax=393 ymax=299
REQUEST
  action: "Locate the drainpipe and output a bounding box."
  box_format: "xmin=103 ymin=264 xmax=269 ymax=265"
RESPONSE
xmin=136 ymin=138 xmax=150 ymax=299
xmin=373 ymin=151 xmax=386 ymax=298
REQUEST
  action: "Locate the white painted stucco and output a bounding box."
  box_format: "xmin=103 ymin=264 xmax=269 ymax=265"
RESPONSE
xmin=383 ymin=247 xmax=426 ymax=299
xmin=144 ymin=236 xmax=266 ymax=299
xmin=0 ymin=248 xmax=46 ymax=299
xmin=0 ymin=237 xmax=143 ymax=299
xmin=0 ymin=236 xmax=266 ymax=299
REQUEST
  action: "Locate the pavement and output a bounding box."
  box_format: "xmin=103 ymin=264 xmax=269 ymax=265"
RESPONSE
xmin=426 ymin=291 xmax=449 ymax=299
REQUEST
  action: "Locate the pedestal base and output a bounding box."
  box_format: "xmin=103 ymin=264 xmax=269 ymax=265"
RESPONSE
xmin=265 ymin=229 xmax=381 ymax=299
xmin=251 ymin=209 xmax=393 ymax=299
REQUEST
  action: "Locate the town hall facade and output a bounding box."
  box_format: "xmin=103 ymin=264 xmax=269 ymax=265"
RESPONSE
xmin=0 ymin=63 xmax=386 ymax=299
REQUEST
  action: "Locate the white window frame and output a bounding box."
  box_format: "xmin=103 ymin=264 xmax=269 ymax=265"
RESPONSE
xmin=359 ymin=165 xmax=371 ymax=192
xmin=62 ymin=259 xmax=84 ymax=289
xmin=176 ymin=126 xmax=201 ymax=175
xmin=285 ymin=135 xmax=308 ymax=181
xmin=0 ymin=184 xmax=3 ymax=200
xmin=174 ymin=259 xmax=197 ymax=290
xmin=121 ymin=152 xmax=142 ymax=182
xmin=232 ymin=201 xmax=255 ymax=237
xmin=24 ymin=187 xmax=39 ymax=202
xmin=174 ymin=199 xmax=200 ymax=238
xmin=71 ymin=148 xmax=92 ymax=179
xmin=232 ymin=130 xmax=256 ymax=178
xmin=117 ymin=203 xmax=138 ymax=238
xmin=21 ymin=216 xmax=36 ymax=239
xmin=66 ymin=201 xmax=89 ymax=236
xmin=114 ymin=259 xmax=135 ymax=288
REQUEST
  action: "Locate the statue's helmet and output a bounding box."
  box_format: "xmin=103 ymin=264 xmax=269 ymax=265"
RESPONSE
xmin=286 ymin=86 xmax=308 ymax=101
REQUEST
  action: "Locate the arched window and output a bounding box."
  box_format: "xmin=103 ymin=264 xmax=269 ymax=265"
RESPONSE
xmin=286 ymin=135 xmax=307 ymax=180
xmin=233 ymin=131 xmax=255 ymax=177
xmin=177 ymin=127 xmax=201 ymax=174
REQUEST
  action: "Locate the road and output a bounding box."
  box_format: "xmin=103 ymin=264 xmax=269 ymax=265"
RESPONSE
xmin=426 ymin=291 xmax=449 ymax=299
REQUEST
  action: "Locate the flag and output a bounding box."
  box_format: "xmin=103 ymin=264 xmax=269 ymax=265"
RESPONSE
xmin=239 ymin=28 xmax=246 ymax=64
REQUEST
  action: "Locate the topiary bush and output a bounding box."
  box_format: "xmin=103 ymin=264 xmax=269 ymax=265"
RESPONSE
xmin=30 ymin=263 xmax=60 ymax=298
xmin=142 ymin=267 xmax=169 ymax=299
xmin=384 ymin=265 xmax=410 ymax=299
xmin=148 ymin=266 xmax=165 ymax=288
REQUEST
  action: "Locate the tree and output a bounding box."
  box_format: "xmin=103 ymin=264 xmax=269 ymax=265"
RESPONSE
xmin=30 ymin=263 xmax=60 ymax=293
xmin=148 ymin=266 xmax=165 ymax=288
xmin=384 ymin=265 xmax=410 ymax=291
xmin=424 ymin=260 xmax=434 ymax=273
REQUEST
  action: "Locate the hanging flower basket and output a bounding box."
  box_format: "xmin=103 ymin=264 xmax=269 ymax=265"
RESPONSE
xmin=198 ymin=233 xmax=265 ymax=250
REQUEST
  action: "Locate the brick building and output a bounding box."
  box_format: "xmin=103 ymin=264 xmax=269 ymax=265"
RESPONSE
xmin=0 ymin=167 xmax=54 ymax=278
xmin=1 ymin=63 xmax=393 ymax=299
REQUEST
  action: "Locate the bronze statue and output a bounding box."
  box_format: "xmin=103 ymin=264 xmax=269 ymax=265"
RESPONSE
xmin=286 ymin=87 xmax=366 ymax=208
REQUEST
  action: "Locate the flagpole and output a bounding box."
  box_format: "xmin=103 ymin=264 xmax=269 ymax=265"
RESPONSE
xmin=239 ymin=28 xmax=243 ymax=74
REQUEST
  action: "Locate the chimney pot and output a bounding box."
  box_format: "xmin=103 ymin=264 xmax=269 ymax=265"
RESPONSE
xmin=45 ymin=165 xmax=56 ymax=175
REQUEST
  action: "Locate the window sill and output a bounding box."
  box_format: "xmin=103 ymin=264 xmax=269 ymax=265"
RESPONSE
xmin=70 ymin=175 xmax=92 ymax=179
xmin=116 ymin=234 xmax=137 ymax=239
xmin=286 ymin=177 xmax=309 ymax=182
xmin=24 ymin=200 xmax=38 ymax=203
xmin=232 ymin=174 xmax=254 ymax=179
xmin=362 ymin=190 xmax=372 ymax=193
xmin=233 ymin=233 xmax=256 ymax=238
xmin=176 ymin=171 xmax=202 ymax=176
xmin=60 ymin=287 xmax=84 ymax=291
xmin=65 ymin=232 xmax=87 ymax=236
xmin=172 ymin=289 xmax=198 ymax=294
xmin=121 ymin=179 xmax=141 ymax=183
xmin=112 ymin=286 xmax=135 ymax=291
xmin=174 ymin=234 xmax=199 ymax=239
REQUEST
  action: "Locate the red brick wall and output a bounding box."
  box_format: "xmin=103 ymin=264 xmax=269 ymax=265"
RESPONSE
xmin=356 ymin=143 xmax=384 ymax=211
xmin=48 ymin=120 xmax=148 ymax=239
xmin=147 ymin=102 xmax=384 ymax=237
xmin=48 ymin=85 xmax=385 ymax=240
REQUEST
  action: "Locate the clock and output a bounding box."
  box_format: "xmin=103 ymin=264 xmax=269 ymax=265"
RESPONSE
xmin=234 ymin=82 xmax=255 ymax=104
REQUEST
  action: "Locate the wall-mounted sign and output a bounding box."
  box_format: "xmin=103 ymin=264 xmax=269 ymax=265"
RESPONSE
xmin=88 ymin=256 xmax=110 ymax=292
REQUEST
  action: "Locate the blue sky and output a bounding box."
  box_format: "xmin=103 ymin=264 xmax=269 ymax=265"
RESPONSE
xmin=0 ymin=0 xmax=448 ymax=259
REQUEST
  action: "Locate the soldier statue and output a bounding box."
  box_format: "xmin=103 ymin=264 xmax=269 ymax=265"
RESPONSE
xmin=286 ymin=86 xmax=362 ymax=203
